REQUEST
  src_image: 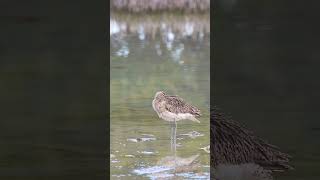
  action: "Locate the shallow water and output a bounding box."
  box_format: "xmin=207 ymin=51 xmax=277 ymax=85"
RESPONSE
xmin=110 ymin=12 xmax=210 ymax=179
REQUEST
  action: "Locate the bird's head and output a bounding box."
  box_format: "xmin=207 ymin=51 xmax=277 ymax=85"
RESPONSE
xmin=155 ymin=91 xmax=166 ymax=99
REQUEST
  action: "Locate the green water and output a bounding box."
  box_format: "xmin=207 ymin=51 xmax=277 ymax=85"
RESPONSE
xmin=110 ymin=13 xmax=210 ymax=179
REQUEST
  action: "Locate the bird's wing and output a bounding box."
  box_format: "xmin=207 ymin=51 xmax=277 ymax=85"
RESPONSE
xmin=164 ymin=95 xmax=201 ymax=116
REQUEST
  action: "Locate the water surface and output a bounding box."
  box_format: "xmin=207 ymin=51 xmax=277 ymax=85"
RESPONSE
xmin=110 ymin=12 xmax=210 ymax=179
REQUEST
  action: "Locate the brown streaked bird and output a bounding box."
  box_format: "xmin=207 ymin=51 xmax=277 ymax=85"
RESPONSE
xmin=211 ymin=106 xmax=293 ymax=173
xmin=152 ymin=91 xmax=201 ymax=123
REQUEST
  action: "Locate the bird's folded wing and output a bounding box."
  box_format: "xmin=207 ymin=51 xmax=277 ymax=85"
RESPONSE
xmin=165 ymin=96 xmax=201 ymax=116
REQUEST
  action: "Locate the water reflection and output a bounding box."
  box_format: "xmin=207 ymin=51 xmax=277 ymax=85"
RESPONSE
xmin=133 ymin=128 xmax=209 ymax=179
xmin=110 ymin=12 xmax=209 ymax=64
xmin=133 ymin=154 xmax=204 ymax=179
xmin=110 ymin=13 xmax=210 ymax=39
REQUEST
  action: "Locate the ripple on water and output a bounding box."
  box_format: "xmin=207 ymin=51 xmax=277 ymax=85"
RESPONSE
xmin=127 ymin=137 xmax=157 ymax=143
xmin=125 ymin=154 xmax=135 ymax=158
xmin=180 ymin=130 xmax=204 ymax=139
xmin=137 ymin=151 xmax=157 ymax=155
xmin=133 ymin=166 xmax=170 ymax=175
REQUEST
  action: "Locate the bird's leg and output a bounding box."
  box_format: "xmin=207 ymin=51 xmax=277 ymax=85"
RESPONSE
xmin=174 ymin=120 xmax=177 ymax=153
xmin=170 ymin=121 xmax=174 ymax=152
xmin=174 ymin=120 xmax=177 ymax=169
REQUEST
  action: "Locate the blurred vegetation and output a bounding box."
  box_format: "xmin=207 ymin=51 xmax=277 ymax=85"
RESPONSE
xmin=111 ymin=11 xmax=210 ymax=40
xmin=111 ymin=0 xmax=210 ymax=13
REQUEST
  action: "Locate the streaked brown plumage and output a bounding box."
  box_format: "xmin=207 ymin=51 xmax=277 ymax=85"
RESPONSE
xmin=211 ymin=106 xmax=293 ymax=172
xmin=152 ymin=91 xmax=201 ymax=123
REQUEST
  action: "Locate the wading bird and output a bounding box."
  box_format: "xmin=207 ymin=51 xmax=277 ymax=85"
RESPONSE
xmin=152 ymin=91 xmax=201 ymax=151
xmin=152 ymin=91 xmax=201 ymax=123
